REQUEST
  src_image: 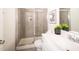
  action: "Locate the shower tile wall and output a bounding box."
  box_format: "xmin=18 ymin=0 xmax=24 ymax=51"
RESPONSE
xmin=25 ymin=9 xmax=35 ymax=37
xmin=19 ymin=8 xmax=47 ymax=39
xmin=35 ymin=8 xmax=48 ymax=36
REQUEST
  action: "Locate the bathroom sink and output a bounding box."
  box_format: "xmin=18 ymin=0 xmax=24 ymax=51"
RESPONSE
xmin=42 ymin=31 xmax=79 ymax=51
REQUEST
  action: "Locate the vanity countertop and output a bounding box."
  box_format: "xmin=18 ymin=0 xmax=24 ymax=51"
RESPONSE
xmin=42 ymin=31 xmax=79 ymax=51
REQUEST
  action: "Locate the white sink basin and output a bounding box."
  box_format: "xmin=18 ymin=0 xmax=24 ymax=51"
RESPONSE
xmin=42 ymin=30 xmax=79 ymax=51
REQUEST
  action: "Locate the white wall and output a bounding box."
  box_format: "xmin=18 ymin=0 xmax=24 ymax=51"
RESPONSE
xmin=3 ymin=8 xmax=17 ymax=51
xmin=70 ymin=8 xmax=79 ymax=32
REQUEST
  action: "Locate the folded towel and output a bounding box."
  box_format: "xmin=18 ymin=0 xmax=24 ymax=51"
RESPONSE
xmin=68 ymin=31 xmax=79 ymax=43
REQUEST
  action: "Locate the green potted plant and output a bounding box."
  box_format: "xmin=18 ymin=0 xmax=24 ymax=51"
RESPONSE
xmin=61 ymin=23 xmax=69 ymax=31
xmin=54 ymin=25 xmax=61 ymax=35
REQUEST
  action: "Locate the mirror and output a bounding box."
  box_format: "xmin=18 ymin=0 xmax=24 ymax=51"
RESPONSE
xmin=59 ymin=8 xmax=79 ymax=32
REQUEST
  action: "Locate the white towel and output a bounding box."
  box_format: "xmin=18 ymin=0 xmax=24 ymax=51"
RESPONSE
xmin=68 ymin=31 xmax=79 ymax=43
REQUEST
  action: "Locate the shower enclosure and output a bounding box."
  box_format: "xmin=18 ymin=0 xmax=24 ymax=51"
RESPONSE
xmin=16 ymin=8 xmax=48 ymax=50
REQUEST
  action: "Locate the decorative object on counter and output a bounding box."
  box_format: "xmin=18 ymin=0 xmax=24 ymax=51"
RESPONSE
xmin=49 ymin=9 xmax=56 ymax=24
xmin=54 ymin=25 xmax=61 ymax=35
xmin=61 ymin=23 xmax=69 ymax=31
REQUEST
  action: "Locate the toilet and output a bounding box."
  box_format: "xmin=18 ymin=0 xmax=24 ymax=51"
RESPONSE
xmin=34 ymin=39 xmax=42 ymax=51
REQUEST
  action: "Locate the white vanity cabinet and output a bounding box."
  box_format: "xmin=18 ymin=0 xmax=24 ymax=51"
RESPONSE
xmin=42 ymin=31 xmax=79 ymax=51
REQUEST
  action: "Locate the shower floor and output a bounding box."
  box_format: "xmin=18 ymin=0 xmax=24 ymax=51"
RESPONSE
xmin=16 ymin=36 xmax=42 ymax=51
